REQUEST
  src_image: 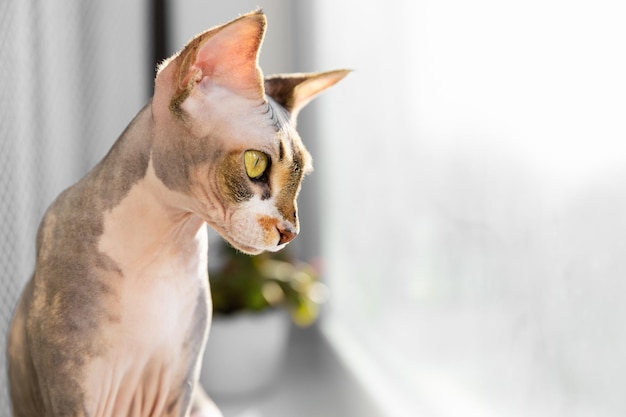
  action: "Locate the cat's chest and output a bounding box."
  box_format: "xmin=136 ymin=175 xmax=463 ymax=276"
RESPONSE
xmin=116 ymin=263 xmax=208 ymax=344
xmin=86 ymin=184 xmax=211 ymax=416
xmin=98 ymin=216 xmax=210 ymax=355
xmin=84 ymin=255 xmax=210 ymax=417
xmin=97 ymin=238 xmax=210 ymax=359
xmin=97 ymin=212 xmax=209 ymax=347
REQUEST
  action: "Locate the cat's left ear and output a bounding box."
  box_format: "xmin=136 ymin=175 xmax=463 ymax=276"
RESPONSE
xmin=264 ymin=70 xmax=351 ymax=120
xmin=165 ymin=11 xmax=267 ymax=112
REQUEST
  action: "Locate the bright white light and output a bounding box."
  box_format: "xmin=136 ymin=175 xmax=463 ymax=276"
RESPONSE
xmin=315 ymin=0 xmax=626 ymax=416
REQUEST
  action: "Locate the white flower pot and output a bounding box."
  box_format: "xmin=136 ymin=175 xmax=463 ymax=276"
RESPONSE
xmin=200 ymin=309 xmax=290 ymax=397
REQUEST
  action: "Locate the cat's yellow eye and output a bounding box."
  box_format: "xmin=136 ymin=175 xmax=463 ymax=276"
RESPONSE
xmin=244 ymin=150 xmax=268 ymax=179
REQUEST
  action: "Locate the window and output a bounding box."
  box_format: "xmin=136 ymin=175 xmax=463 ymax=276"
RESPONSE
xmin=313 ymin=1 xmax=626 ymax=416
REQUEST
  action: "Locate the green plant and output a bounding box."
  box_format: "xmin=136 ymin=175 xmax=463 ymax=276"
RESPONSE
xmin=209 ymin=242 xmax=327 ymax=326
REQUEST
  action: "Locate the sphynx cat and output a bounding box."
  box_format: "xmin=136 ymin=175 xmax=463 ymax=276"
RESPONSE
xmin=8 ymin=10 xmax=348 ymax=417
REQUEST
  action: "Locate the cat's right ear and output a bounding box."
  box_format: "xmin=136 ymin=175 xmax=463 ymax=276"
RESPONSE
xmin=159 ymin=11 xmax=267 ymax=115
xmin=264 ymin=70 xmax=351 ymax=120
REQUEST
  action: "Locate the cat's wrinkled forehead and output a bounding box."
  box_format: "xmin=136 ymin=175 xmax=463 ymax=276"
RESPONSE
xmin=265 ymin=97 xmax=312 ymax=174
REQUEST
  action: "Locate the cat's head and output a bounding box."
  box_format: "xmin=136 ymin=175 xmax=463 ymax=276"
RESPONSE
xmin=151 ymin=11 xmax=348 ymax=254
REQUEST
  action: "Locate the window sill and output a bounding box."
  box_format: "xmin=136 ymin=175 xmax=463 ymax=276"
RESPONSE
xmin=212 ymin=324 xmax=386 ymax=417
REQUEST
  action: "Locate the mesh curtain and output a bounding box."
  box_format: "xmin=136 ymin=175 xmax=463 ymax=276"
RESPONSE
xmin=0 ymin=1 xmax=148 ymax=413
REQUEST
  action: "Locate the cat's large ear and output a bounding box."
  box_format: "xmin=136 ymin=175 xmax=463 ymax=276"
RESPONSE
xmin=264 ymin=70 xmax=351 ymax=119
xmin=165 ymin=10 xmax=267 ymax=112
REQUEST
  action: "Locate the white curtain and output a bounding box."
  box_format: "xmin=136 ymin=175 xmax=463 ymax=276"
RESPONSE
xmin=0 ymin=1 xmax=147 ymax=412
xmin=313 ymin=1 xmax=626 ymax=416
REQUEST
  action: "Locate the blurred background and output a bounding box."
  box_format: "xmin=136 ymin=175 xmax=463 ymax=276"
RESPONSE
xmin=2 ymin=1 xmax=626 ymax=416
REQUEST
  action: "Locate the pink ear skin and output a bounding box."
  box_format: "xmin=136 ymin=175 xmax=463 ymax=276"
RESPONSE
xmin=264 ymin=69 xmax=351 ymax=119
xmin=164 ymin=11 xmax=268 ymax=115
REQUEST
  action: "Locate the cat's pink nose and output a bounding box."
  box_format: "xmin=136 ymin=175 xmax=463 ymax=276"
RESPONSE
xmin=277 ymin=226 xmax=297 ymax=245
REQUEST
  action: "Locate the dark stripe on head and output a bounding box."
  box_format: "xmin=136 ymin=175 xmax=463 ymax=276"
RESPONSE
xmin=278 ymin=139 xmax=285 ymax=161
xmin=266 ymin=101 xmax=281 ymax=132
xmin=266 ymin=98 xmax=296 ymax=161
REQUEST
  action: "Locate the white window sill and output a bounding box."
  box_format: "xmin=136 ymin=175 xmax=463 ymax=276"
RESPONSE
xmin=213 ymin=324 xmax=386 ymax=417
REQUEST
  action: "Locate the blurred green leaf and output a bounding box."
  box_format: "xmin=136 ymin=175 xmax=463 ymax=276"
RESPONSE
xmin=209 ymin=241 xmax=325 ymax=326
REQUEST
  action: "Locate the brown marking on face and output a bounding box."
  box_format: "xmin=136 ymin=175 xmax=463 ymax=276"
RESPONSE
xmin=257 ymin=215 xmax=279 ymax=244
xmin=273 ymin=149 xmax=306 ymax=226
xmin=217 ymin=151 xmax=254 ymax=203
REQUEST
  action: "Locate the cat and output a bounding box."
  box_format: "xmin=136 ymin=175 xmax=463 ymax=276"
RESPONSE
xmin=7 ymin=10 xmax=348 ymax=417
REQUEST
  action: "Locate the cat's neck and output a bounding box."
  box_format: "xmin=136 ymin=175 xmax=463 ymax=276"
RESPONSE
xmin=97 ymin=162 xmax=207 ymax=278
xmin=88 ymin=103 xmax=208 ymax=277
